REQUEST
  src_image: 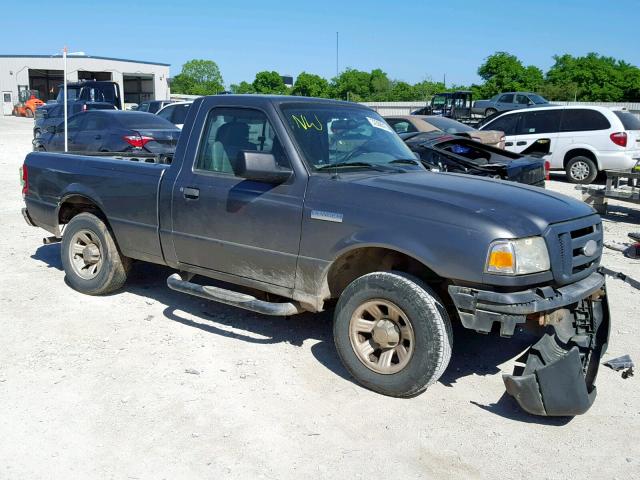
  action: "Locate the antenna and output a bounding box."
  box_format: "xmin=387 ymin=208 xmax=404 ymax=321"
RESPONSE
xmin=336 ymin=32 xmax=339 ymax=78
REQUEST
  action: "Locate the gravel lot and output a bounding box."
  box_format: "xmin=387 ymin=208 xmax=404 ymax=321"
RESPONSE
xmin=1 ymin=115 xmax=639 ymax=479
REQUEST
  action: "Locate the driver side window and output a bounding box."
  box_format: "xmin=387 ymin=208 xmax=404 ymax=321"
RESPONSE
xmin=64 ymin=115 xmax=84 ymax=132
xmin=195 ymin=108 xmax=289 ymax=175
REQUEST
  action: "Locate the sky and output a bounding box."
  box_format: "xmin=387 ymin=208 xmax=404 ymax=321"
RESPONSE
xmin=2 ymin=0 xmax=638 ymax=87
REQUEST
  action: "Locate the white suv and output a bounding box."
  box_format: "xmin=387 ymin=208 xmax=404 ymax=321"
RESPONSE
xmin=479 ymin=106 xmax=640 ymax=183
xmin=156 ymin=101 xmax=193 ymax=129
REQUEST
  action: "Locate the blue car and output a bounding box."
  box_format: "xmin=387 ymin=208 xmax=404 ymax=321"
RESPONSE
xmin=33 ymin=110 xmax=180 ymax=155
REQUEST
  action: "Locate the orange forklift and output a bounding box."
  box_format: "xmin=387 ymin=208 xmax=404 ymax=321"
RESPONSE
xmin=13 ymin=89 xmax=44 ymax=118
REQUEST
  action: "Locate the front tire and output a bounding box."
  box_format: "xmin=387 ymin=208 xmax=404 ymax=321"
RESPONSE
xmin=333 ymin=272 xmax=452 ymax=397
xmin=566 ymin=156 xmax=598 ymax=184
xmin=61 ymin=212 xmax=130 ymax=295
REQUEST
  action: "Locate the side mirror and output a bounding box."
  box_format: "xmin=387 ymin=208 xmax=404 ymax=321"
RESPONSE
xmin=236 ymin=151 xmax=292 ymax=184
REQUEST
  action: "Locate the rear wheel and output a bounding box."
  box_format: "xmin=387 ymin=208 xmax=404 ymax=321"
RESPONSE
xmin=485 ymin=108 xmax=497 ymax=117
xmin=333 ymin=272 xmax=452 ymax=397
xmin=61 ymin=212 xmax=130 ymax=295
xmin=566 ymin=156 xmax=598 ymax=184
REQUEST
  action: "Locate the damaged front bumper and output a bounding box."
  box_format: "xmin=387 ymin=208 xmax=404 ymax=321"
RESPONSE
xmin=449 ymin=272 xmax=611 ymax=416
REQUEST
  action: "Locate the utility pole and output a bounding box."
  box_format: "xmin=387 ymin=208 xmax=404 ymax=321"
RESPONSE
xmin=443 ymin=73 xmax=446 ymax=89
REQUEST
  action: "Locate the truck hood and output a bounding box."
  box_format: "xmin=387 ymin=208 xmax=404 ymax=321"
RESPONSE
xmin=351 ymin=171 xmax=594 ymax=235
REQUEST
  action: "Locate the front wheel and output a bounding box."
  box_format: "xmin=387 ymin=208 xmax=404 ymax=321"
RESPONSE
xmin=485 ymin=108 xmax=497 ymax=117
xmin=61 ymin=212 xmax=130 ymax=295
xmin=333 ymin=272 xmax=452 ymax=397
xmin=566 ymin=156 xmax=598 ymax=184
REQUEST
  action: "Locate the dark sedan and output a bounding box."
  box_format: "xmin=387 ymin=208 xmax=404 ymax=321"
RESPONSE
xmin=402 ymin=132 xmax=547 ymax=186
xmin=34 ymin=111 xmax=181 ymax=155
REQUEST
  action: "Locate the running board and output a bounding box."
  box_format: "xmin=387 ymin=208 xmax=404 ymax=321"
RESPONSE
xmin=166 ymin=273 xmax=305 ymax=316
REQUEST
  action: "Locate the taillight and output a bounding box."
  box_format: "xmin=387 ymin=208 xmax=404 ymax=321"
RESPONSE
xmin=123 ymin=135 xmax=154 ymax=148
xmin=544 ymin=160 xmax=550 ymax=181
xmin=610 ymin=132 xmax=627 ymax=147
xmin=20 ymin=165 xmax=29 ymax=196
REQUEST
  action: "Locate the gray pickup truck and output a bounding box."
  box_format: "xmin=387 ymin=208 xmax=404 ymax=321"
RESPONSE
xmin=21 ymin=95 xmax=611 ymax=416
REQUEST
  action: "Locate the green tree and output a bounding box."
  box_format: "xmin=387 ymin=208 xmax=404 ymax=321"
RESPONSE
xmin=388 ymin=81 xmax=416 ymax=101
xmin=412 ymin=80 xmax=446 ymax=100
xmin=369 ymin=69 xmax=392 ymax=101
xmin=252 ymin=71 xmax=288 ymax=94
xmin=291 ymin=72 xmax=330 ymax=97
xmin=477 ymin=52 xmax=543 ymax=97
xmin=331 ymin=68 xmax=372 ymax=101
xmin=170 ymin=59 xmax=224 ymax=95
xmin=230 ymin=81 xmax=256 ymax=94
xmin=545 ymin=53 xmax=640 ymax=101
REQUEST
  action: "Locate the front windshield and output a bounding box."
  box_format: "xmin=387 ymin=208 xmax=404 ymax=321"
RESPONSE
xmin=55 ymin=87 xmax=80 ymax=102
xmin=424 ymin=116 xmax=474 ymax=133
xmin=431 ymin=95 xmax=449 ymax=107
xmin=281 ymin=105 xmax=420 ymax=171
xmin=529 ymin=94 xmax=548 ymax=104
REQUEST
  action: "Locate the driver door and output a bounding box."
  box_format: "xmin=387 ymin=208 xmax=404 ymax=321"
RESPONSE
xmin=170 ymin=105 xmax=305 ymax=288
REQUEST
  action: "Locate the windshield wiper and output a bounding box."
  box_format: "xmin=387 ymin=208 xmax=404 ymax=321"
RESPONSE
xmin=316 ymin=161 xmax=398 ymax=172
xmin=388 ymin=158 xmax=421 ymax=166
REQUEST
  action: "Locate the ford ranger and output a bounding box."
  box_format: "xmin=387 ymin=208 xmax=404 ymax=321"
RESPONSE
xmin=21 ymin=95 xmax=611 ymax=416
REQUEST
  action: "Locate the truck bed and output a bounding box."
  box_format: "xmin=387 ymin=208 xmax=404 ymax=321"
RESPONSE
xmin=24 ymin=152 xmax=168 ymax=264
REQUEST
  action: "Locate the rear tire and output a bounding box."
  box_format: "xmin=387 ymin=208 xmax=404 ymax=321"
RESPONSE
xmin=566 ymin=156 xmax=598 ymax=184
xmin=485 ymin=108 xmax=497 ymax=117
xmin=61 ymin=212 xmax=130 ymax=295
xmin=333 ymin=271 xmax=452 ymax=398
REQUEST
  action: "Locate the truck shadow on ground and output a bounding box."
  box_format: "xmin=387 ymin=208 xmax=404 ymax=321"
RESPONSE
xmin=32 ymin=243 xmax=570 ymax=424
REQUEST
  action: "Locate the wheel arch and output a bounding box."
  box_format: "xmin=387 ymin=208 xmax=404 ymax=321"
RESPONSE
xmin=56 ymin=189 xmax=109 ymax=235
xmin=318 ymin=244 xmax=445 ymax=303
xmin=563 ymin=147 xmax=599 ymax=170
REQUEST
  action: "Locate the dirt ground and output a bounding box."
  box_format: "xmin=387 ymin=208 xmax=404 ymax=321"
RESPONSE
xmin=1 ymin=115 xmax=639 ymax=480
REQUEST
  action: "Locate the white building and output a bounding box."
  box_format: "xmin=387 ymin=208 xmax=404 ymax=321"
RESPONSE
xmin=0 ymin=54 xmax=170 ymax=112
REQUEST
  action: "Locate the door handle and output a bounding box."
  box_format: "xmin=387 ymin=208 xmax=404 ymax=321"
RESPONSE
xmin=505 ymin=142 xmax=514 ymax=147
xmin=182 ymin=187 xmax=200 ymax=200
xmin=516 ymin=141 xmax=527 ymax=146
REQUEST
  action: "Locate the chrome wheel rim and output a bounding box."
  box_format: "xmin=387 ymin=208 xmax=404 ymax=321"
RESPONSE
xmin=349 ymin=299 xmax=415 ymax=375
xmin=570 ymin=161 xmax=590 ymax=181
xmin=69 ymin=229 xmax=103 ymax=280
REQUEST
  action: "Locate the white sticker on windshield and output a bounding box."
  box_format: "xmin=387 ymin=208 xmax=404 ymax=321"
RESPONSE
xmin=366 ymin=116 xmax=394 ymax=133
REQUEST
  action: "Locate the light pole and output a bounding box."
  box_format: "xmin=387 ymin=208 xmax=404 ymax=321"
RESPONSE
xmin=63 ymin=47 xmax=68 ymax=152
xmin=62 ymin=48 xmax=85 ymax=152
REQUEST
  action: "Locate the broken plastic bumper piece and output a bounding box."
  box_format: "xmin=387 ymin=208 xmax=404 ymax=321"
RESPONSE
xmin=449 ymin=272 xmax=611 ymax=416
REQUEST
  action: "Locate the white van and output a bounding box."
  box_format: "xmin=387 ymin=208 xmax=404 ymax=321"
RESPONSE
xmin=478 ymin=106 xmax=640 ymax=183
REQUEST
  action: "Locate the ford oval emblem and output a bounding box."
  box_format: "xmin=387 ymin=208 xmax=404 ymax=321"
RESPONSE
xmin=582 ymin=240 xmax=598 ymax=257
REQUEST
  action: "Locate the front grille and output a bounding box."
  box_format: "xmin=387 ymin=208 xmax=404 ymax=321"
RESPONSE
xmin=544 ymin=215 xmax=602 ymax=285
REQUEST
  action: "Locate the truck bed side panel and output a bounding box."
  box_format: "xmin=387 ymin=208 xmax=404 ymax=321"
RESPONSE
xmin=24 ymin=152 xmax=167 ymax=264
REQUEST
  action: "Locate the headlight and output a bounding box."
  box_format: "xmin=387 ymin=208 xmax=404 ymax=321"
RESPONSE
xmin=485 ymin=237 xmax=550 ymax=275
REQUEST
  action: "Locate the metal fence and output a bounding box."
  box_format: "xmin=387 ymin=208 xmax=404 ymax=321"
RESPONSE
xmin=169 ymin=94 xmax=640 ymax=119
xmin=361 ymin=101 xmax=640 ymax=118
